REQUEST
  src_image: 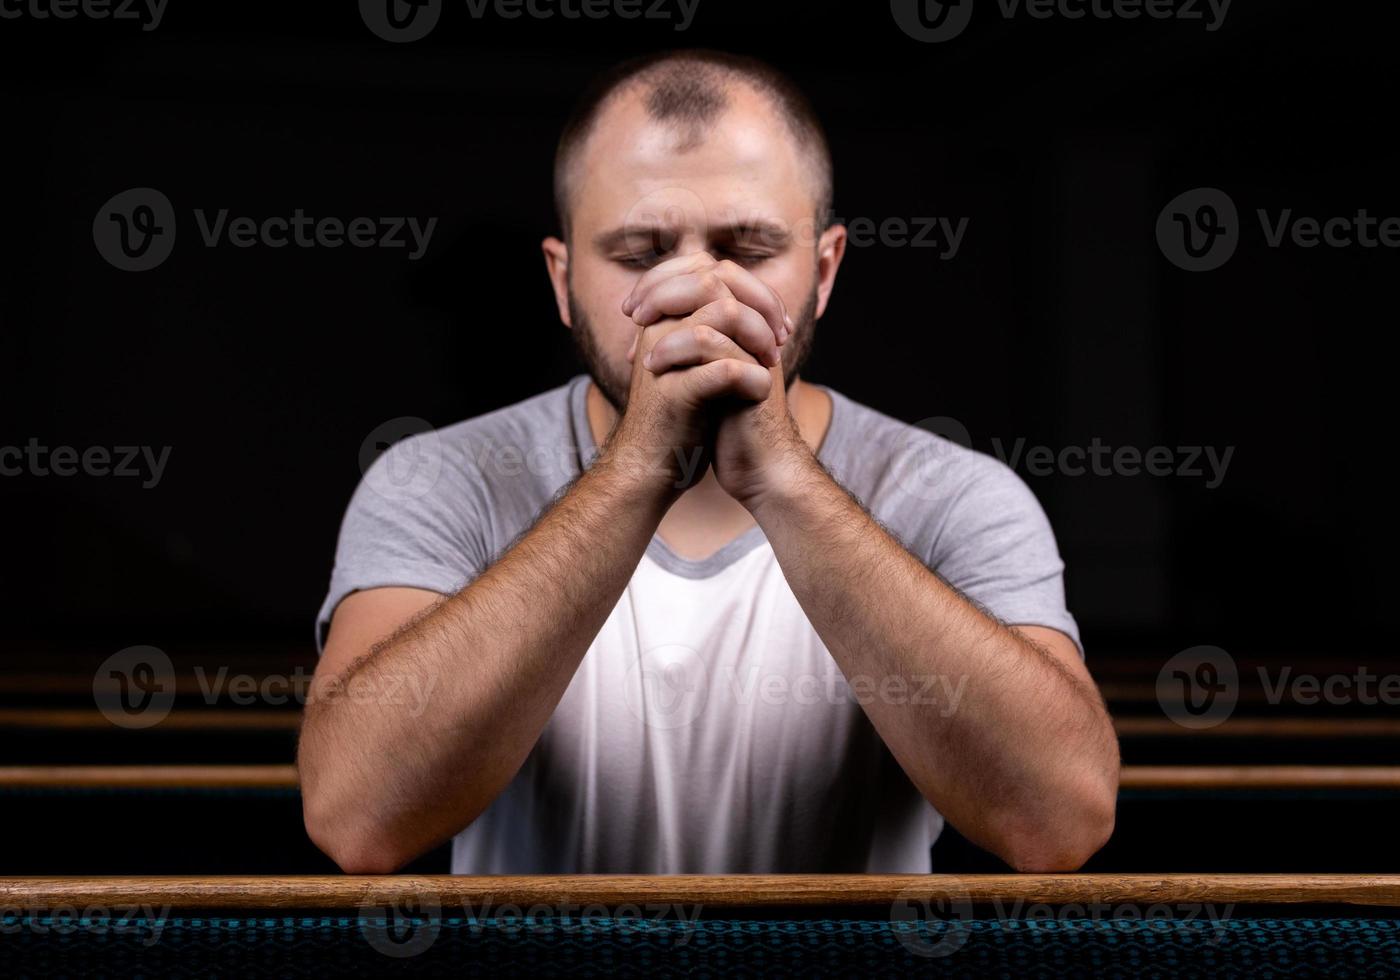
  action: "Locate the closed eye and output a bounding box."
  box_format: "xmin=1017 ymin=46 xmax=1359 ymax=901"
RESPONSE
xmin=612 ymin=252 xmax=665 ymax=270
xmin=715 ymin=249 xmax=774 ymax=266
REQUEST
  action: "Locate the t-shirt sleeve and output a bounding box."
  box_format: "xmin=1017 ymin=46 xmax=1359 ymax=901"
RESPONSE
xmin=926 ymin=456 xmax=1083 ymax=657
xmin=314 ymin=433 xmax=493 ymax=652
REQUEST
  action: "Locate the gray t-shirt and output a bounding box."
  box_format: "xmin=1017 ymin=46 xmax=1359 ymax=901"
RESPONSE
xmin=318 ymin=375 xmax=1080 ymax=873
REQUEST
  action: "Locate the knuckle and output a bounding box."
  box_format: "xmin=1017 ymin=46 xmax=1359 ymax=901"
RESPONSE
xmin=688 ymin=366 xmax=716 ymax=395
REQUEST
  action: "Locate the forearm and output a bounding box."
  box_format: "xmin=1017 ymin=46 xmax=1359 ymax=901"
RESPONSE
xmin=750 ymin=457 xmax=1118 ymax=871
xmin=299 ymin=442 xmax=673 ymax=871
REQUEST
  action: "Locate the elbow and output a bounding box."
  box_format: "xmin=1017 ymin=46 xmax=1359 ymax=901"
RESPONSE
xmin=301 ymin=779 xmax=411 ymax=875
xmin=320 ymin=835 xmax=408 ymax=876
xmin=998 ymin=769 xmax=1118 ymax=873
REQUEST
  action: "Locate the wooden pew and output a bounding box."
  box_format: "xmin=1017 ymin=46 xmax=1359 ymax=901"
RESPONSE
xmin=7 ymin=764 xmax=1400 ymax=790
xmin=5 ymin=872 xmax=1400 ymax=909
xmin=2 ymin=874 xmax=1398 ymax=975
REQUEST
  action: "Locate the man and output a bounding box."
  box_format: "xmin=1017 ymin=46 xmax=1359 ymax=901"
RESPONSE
xmin=298 ymin=49 xmax=1118 ymax=875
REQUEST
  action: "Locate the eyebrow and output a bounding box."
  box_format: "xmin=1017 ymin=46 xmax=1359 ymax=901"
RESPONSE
xmin=592 ymin=220 xmax=792 ymax=252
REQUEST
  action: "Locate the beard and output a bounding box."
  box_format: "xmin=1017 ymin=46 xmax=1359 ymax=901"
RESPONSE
xmin=568 ymin=285 xmax=819 ymax=414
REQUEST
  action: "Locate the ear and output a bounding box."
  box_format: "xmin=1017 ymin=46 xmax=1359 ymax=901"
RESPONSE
xmin=814 ymin=223 xmax=847 ymax=320
xmin=541 ymin=236 xmax=571 ymax=327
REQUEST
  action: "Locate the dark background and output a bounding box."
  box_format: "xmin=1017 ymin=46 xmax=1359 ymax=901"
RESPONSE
xmin=0 ymin=7 xmax=1392 ymax=685
xmin=0 ymin=0 xmax=1396 ymax=877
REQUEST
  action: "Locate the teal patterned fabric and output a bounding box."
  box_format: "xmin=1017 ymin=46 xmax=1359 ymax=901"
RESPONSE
xmin=3 ymin=915 xmax=1399 ymax=977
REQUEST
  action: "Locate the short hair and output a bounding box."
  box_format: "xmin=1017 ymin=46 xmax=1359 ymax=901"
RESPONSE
xmin=553 ymin=49 xmax=833 ymax=240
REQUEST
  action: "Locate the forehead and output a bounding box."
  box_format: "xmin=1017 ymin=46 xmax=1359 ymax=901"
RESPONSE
xmin=570 ymin=83 xmax=816 ymax=232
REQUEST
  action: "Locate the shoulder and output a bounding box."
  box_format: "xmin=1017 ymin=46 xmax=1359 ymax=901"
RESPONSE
xmin=819 ymin=386 xmax=1026 ymax=511
xmin=353 ymin=376 xmax=586 ymax=519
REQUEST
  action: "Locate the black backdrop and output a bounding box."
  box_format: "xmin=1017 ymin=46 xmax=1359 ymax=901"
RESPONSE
xmin=0 ymin=0 xmax=1391 ymax=667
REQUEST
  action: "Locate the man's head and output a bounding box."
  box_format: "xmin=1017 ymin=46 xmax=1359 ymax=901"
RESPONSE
xmin=542 ymin=50 xmax=847 ymax=410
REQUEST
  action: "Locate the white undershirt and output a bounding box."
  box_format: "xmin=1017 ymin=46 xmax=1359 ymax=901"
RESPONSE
xmin=451 ymin=542 xmax=942 ymax=874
